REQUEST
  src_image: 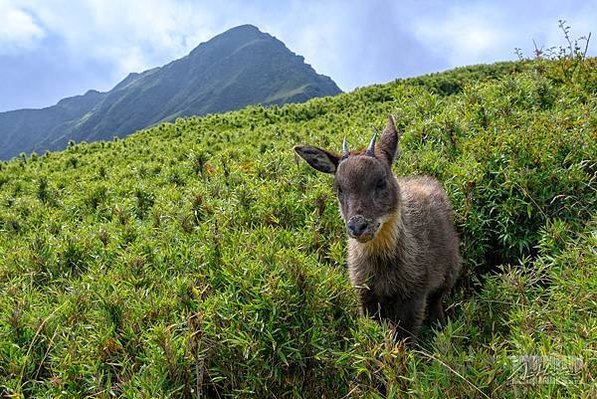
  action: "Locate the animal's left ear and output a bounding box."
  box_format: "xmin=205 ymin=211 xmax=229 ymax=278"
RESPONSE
xmin=377 ymin=115 xmax=401 ymax=165
xmin=294 ymin=145 xmax=339 ymax=174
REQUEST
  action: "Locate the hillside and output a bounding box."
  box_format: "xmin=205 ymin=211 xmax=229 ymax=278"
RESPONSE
xmin=0 ymin=24 xmax=341 ymax=161
xmin=0 ymin=57 xmax=595 ymax=397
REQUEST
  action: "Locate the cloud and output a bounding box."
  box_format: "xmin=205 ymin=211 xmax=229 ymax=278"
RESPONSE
xmin=1 ymin=0 xmax=231 ymax=110
xmin=1 ymin=0 xmax=595 ymax=111
xmin=0 ymin=0 xmax=45 ymax=54
xmin=225 ymin=0 xmax=450 ymax=89
xmin=18 ymin=0 xmax=219 ymax=81
xmin=410 ymin=3 xmax=515 ymax=66
xmin=408 ymin=0 xmax=596 ymax=67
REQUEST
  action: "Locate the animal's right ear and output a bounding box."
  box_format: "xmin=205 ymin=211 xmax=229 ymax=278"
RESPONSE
xmin=294 ymin=145 xmax=339 ymax=174
xmin=378 ymin=115 xmax=401 ymax=165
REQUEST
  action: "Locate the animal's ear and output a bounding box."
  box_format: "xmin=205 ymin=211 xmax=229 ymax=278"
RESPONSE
xmin=294 ymin=145 xmax=339 ymax=174
xmin=377 ymin=115 xmax=401 ymax=165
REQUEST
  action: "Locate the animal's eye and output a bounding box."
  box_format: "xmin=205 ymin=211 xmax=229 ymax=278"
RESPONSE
xmin=376 ymin=179 xmax=386 ymax=190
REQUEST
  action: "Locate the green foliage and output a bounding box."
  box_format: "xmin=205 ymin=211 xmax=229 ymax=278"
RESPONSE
xmin=1 ymin=57 xmax=596 ymax=397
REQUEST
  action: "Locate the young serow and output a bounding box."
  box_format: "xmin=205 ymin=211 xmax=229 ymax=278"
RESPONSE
xmin=294 ymin=116 xmax=461 ymax=340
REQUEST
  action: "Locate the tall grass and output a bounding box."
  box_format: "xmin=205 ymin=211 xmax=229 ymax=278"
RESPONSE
xmin=1 ymin=54 xmax=596 ymax=397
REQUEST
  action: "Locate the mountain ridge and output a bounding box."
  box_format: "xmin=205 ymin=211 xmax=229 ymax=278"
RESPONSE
xmin=0 ymin=24 xmax=341 ymax=160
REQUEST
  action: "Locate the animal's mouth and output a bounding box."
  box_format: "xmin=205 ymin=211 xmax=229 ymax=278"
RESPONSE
xmin=347 ymin=222 xmax=381 ymax=243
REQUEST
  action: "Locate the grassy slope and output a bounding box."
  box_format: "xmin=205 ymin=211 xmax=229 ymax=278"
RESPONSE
xmin=0 ymin=58 xmax=595 ymax=398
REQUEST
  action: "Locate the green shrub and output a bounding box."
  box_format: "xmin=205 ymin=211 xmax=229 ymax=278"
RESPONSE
xmin=0 ymin=57 xmax=595 ymax=397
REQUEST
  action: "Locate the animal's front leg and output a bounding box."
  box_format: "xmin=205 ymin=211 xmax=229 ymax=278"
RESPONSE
xmin=426 ymin=289 xmax=446 ymax=327
xmin=359 ymin=289 xmax=384 ymax=321
xmin=387 ymin=295 xmax=426 ymax=340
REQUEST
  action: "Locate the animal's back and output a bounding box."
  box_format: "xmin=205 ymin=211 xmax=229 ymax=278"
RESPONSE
xmin=398 ymin=175 xmax=461 ymax=292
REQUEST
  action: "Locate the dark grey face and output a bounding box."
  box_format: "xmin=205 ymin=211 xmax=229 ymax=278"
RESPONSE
xmin=294 ymin=115 xmax=401 ymax=242
xmin=335 ymin=155 xmax=399 ymax=242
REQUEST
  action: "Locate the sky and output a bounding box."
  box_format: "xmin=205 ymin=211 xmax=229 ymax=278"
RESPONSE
xmin=0 ymin=0 xmax=595 ymax=112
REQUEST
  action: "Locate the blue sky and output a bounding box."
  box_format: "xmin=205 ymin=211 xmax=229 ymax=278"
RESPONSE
xmin=0 ymin=0 xmax=595 ymax=112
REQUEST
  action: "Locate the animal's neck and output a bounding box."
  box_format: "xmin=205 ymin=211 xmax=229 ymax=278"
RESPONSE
xmin=352 ymin=207 xmax=405 ymax=259
xmin=346 ymin=203 xmax=415 ymax=294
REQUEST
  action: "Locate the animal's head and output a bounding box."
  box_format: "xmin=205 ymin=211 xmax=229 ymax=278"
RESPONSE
xmin=295 ymin=116 xmax=401 ymax=243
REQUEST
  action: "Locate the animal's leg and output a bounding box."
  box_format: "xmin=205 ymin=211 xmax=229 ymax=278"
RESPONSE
xmin=361 ymin=297 xmax=383 ymax=322
xmin=427 ymin=290 xmax=446 ymax=328
xmin=388 ymin=296 xmax=426 ymax=340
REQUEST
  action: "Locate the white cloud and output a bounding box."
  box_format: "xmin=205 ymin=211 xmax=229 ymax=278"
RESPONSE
xmin=2 ymin=0 xmax=595 ymax=111
xmin=18 ymin=0 xmax=219 ymax=81
xmin=3 ymin=0 xmax=423 ymax=93
xmin=0 ymin=0 xmax=45 ymax=54
xmin=411 ymin=4 xmax=514 ymax=66
xmin=260 ymin=1 xmax=356 ymax=89
xmin=9 ymin=0 xmax=374 ymax=91
xmin=409 ymin=1 xmax=596 ymax=67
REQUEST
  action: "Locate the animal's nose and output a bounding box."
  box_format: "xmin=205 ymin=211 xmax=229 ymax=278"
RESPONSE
xmin=348 ymin=216 xmax=369 ymax=237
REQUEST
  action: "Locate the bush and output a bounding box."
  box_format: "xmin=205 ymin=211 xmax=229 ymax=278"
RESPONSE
xmin=0 ymin=56 xmax=595 ymax=397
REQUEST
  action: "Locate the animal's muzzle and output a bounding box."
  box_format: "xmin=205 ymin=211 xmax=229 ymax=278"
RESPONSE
xmin=347 ymin=215 xmax=370 ymax=238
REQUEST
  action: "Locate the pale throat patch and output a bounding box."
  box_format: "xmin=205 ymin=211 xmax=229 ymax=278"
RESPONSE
xmin=356 ymin=209 xmax=401 ymax=254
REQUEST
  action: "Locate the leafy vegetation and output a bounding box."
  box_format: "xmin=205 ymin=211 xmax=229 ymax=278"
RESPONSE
xmin=0 ymin=52 xmax=596 ymax=397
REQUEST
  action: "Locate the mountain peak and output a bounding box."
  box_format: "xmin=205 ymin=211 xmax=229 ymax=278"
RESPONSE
xmin=224 ymin=24 xmax=262 ymax=34
xmin=0 ymin=25 xmax=341 ymax=160
xmin=189 ymin=24 xmax=270 ymax=58
xmin=213 ymin=24 xmax=265 ymax=41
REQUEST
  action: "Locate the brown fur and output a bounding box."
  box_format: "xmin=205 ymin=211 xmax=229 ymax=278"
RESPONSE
xmin=295 ymin=116 xmax=462 ymax=340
